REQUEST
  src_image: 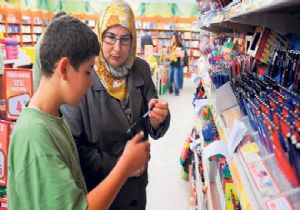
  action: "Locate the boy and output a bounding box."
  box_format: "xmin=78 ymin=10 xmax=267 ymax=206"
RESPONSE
xmin=8 ymin=15 xmax=150 ymax=210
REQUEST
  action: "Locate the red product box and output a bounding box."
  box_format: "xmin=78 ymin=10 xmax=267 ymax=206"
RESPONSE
xmin=0 ymin=120 xmax=10 ymax=186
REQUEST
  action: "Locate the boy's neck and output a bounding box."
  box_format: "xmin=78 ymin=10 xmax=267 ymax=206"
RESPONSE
xmin=29 ymin=77 xmax=62 ymax=117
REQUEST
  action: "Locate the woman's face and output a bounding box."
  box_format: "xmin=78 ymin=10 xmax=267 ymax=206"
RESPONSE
xmin=102 ymin=25 xmax=131 ymax=68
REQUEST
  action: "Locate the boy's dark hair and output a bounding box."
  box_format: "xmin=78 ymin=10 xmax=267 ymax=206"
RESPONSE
xmin=40 ymin=15 xmax=100 ymax=77
xmin=52 ymin=11 xmax=67 ymax=20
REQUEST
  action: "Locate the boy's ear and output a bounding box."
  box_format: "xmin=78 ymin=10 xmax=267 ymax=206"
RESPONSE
xmin=56 ymin=57 xmax=70 ymax=81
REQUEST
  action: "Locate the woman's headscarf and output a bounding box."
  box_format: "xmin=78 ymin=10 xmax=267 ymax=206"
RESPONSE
xmin=95 ymin=0 xmax=136 ymax=100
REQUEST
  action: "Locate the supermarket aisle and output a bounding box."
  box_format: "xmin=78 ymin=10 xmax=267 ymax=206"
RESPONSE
xmin=147 ymin=77 xmax=195 ymax=210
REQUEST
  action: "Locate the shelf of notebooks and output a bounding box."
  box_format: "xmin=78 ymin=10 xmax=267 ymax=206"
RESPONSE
xmin=135 ymin=15 xmax=200 ymax=64
xmin=0 ymin=5 xmax=97 ymax=47
xmin=0 ymin=5 xmax=52 ymax=47
xmin=192 ymin=56 xmax=300 ymax=210
xmin=71 ymin=13 xmax=97 ymax=30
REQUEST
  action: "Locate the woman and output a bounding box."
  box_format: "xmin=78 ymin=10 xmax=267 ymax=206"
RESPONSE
xmin=168 ymin=32 xmax=184 ymax=96
xmin=61 ymin=1 xmax=170 ymax=210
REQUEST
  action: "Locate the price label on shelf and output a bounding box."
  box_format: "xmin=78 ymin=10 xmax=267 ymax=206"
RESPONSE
xmin=266 ymin=196 xmax=294 ymax=210
xmin=242 ymin=142 xmax=259 ymax=155
xmin=7 ymin=93 xmax=31 ymax=117
xmin=4 ymin=68 xmax=33 ymax=120
xmin=248 ymin=160 xmax=280 ymax=196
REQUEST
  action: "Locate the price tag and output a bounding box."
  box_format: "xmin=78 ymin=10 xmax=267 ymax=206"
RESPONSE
xmin=8 ymin=93 xmax=31 ymax=117
xmin=4 ymin=68 xmax=33 ymax=120
xmin=266 ymin=196 xmax=294 ymax=210
xmin=242 ymin=142 xmax=259 ymax=155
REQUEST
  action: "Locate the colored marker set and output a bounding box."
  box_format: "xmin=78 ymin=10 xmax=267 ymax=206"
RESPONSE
xmin=231 ymin=72 xmax=300 ymax=187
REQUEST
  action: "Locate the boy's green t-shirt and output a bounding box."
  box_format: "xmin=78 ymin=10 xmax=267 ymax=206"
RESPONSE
xmin=8 ymin=107 xmax=88 ymax=210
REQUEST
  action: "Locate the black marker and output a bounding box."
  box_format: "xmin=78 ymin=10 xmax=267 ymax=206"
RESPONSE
xmin=126 ymin=106 xmax=154 ymax=134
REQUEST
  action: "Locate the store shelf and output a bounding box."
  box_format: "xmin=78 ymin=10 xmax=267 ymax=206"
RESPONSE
xmin=0 ymin=6 xmax=97 ymax=47
xmin=202 ymin=158 xmax=218 ymax=210
xmin=230 ymin=0 xmax=300 ymax=35
xmin=214 ymin=162 xmax=225 ymax=210
xmin=209 ymin=21 xmax=255 ymax=33
xmin=230 ymin=150 xmax=261 ymax=210
xmin=230 ymin=0 xmax=300 ymax=17
xmin=194 ymin=2 xmax=300 ymax=209
xmin=199 ymin=0 xmax=300 ymax=35
xmin=193 ymin=150 xmax=206 ymax=210
xmin=192 ymin=104 xmax=216 ymax=210
xmin=3 ymin=59 xmax=17 ymax=65
xmin=196 ymin=58 xmax=300 ymax=209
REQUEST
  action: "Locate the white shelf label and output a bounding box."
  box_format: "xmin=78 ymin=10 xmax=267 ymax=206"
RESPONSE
xmin=202 ymin=120 xmax=247 ymax=163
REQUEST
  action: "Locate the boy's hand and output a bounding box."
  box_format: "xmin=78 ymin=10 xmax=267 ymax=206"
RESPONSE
xmin=119 ymin=132 xmax=150 ymax=177
xmin=148 ymin=99 xmax=169 ymax=130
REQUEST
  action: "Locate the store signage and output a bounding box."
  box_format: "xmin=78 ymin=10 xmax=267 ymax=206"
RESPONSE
xmin=4 ymin=68 xmax=33 ymax=120
xmin=0 ymin=120 xmax=10 ymax=186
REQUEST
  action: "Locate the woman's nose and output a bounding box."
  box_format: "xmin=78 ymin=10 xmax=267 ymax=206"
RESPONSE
xmin=113 ymin=40 xmax=121 ymax=51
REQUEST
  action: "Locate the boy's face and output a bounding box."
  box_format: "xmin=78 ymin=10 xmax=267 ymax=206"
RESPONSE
xmin=66 ymin=56 xmax=95 ymax=105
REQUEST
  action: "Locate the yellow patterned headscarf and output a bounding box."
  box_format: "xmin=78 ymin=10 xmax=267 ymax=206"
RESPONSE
xmin=95 ymin=0 xmax=136 ymax=100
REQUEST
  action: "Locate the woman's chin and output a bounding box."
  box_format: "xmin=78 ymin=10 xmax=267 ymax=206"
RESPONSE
xmin=109 ymin=61 xmax=121 ymax=68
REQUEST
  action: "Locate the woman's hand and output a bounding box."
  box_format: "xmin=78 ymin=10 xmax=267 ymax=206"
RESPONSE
xmin=148 ymin=99 xmax=169 ymax=130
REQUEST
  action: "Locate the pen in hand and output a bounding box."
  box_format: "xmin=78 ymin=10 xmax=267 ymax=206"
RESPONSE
xmin=126 ymin=106 xmax=154 ymax=134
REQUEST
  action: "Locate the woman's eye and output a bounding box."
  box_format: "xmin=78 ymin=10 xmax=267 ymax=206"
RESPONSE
xmin=122 ymin=37 xmax=130 ymax=42
xmin=108 ymin=36 xmax=116 ymax=40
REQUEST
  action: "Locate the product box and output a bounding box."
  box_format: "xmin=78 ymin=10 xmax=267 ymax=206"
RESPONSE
xmin=0 ymin=120 xmax=10 ymax=186
xmin=247 ymin=27 xmax=288 ymax=64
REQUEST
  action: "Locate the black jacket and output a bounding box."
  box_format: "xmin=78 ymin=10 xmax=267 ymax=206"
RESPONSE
xmin=61 ymin=57 xmax=170 ymax=209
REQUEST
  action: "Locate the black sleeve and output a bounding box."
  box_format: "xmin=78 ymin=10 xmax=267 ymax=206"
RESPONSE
xmin=61 ymin=103 xmax=118 ymax=189
xmin=136 ymin=58 xmax=171 ymax=139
